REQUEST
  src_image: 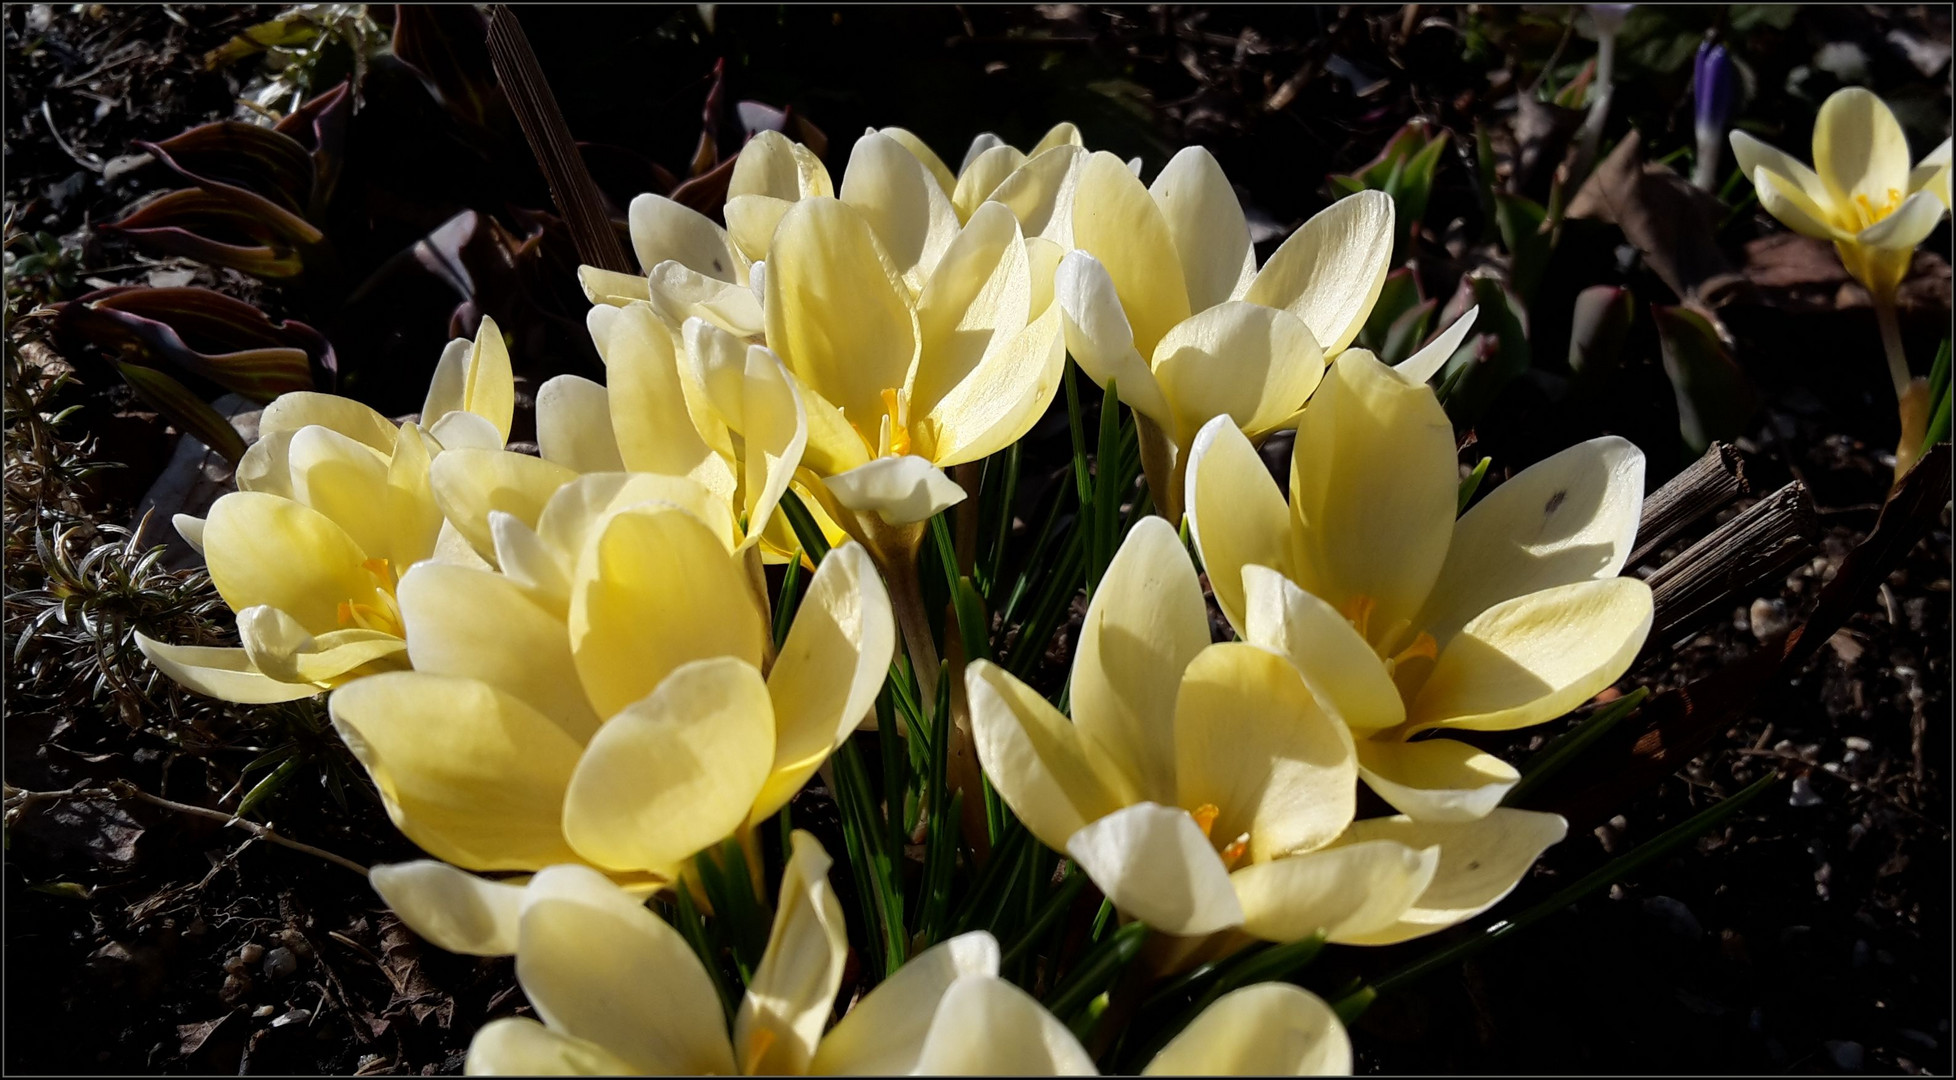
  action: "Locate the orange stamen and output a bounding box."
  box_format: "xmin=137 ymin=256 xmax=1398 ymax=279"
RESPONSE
xmin=1339 ymin=594 xmax=1376 ymax=642
xmin=880 ymin=388 xmax=911 ymax=456
xmin=1190 ymin=803 xmax=1221 ymax=838
xmin=1218 ymin=834 xmax=1251 ymax=871
xmin=1390 ymin=631 xmax=1439 ymax=666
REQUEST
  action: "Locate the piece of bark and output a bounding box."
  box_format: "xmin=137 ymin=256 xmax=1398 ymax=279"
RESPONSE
xmin=1629 ymin=441 xmax=1749 ymax=567
xmin=1644 ymin=480 xmax=1819 ymax=648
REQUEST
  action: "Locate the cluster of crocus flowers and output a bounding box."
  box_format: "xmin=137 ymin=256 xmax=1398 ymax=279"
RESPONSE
xmin=971 ymin=517 xmax=1569 ymax=951
xmin=375 ymin=831 xmax=1352 ymax=1076
xmin=134 ymin=319 xmax=520 ymax=702
xmin=1185 ymin=350 xmax=1652 ymax=822
xmin=1731 ymin=86 xmax=1950 ymax=478
xmin=130 ymin=105 xmax=1684 ymax=1077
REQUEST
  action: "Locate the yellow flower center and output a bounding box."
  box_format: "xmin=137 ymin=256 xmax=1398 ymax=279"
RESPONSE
xmin=1189 ymin=802 xmax=1252 ymax=871
xmin=849 ymin=387 xmax=913 ymax=459
xmin=1851 ymin=187 xmax=1905 ymax=230
xmin=1338 ymin=593 xmax=1440 ymax=700
xmin=337 ymin=558 xmax=404 ymax=638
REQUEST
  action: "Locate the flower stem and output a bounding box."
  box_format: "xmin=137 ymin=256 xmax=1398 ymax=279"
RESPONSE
xmin=1876 ymin=294 xmax=1911 ymax=399
xmin=1135 ymin=414 xmax=1181 ymax=524
xmin=882 ymin=551 xmax=941 ymax=707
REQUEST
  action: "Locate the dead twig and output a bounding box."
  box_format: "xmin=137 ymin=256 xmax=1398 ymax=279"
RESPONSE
xmin=1645 ymin=480 xmax=1820 ymax=648
xmin=3 ymin=781 xmax=369 ymax=876
xmin=1630 ymin=441 xmax=1749 ymax=567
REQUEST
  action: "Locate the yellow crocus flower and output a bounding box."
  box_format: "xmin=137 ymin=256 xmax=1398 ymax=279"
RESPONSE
xmin=1730 ymin=87 xmax=1951 ymax=478
xmin=969 ymin=517 xmax=1567 ymax=947
xmin=1185 ymin=350 xmax=1653 ymax=822
xmin=879 ymin=121 xmax=1087 ymax=223
xmin=367 ymin=833 xmax=1097 ymax=1076
xmin=1053 ymin=155 xmax=1477 ymax=520
xmin=327 ymin=480 xmax=893 ymax=882
xmin=134 ymin=318 xmax=520 ymax=702
xmin=763 ymin=195 xmax=1065 ymax=534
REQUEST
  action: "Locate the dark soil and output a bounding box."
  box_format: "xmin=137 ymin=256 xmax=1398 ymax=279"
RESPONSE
xmin=5 ymin=4 xmax=1950 ymax=1075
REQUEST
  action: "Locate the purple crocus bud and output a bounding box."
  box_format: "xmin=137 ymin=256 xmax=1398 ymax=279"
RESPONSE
xmin=1693 ymin=42 xmax=1740 ymax=189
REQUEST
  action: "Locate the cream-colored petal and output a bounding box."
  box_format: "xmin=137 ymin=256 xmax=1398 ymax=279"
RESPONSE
xmin=952 ymin=144 xmax=1028 ymax=221
xmin=765 ymin=198 xmax=920 ymax=432
xmin=330 ymin=673 xmax=584 ymax=870
xmin=383 ymin=422 xmax=445 ymax=570
xmin=984 ymin=143 xmax=1087 ymax=245
xmin=646 ymin=259 xmax=767 ymax=337
xmin=578 ymin=265 xmax=651 ymax=307
xmin=1066 ymin=801 xmax=1245 ymax=936
xmin=466 ymin=1017 xmax=640 ymax=1076
xmin=1730 ymin=131 xmax=1834 ymax=212
xmin=397 ymin=562 xmax=599 ymax=743
xmin=841 ymin=130 xmax=963 ymax=292
xmin=1811 ymin=86 xmax=1912 ymax=209
xmin=1245 ymin=189 xmax=1394 ymax=355
xmin=627 ymin=192 xmax=743 ymax=282
xmin=1152 ymin=301 xmax=1324 ymax=446
xmin=1031 ymin=122 xmax=1084 ymax=155
xmin=877 ymin=125 xmax=958 ymax=196
xmin=1071 ymin=150 xmax=1191 ymax=357
xmin=1327 ymin=809 xmax=1567 ymax=945
xmin=793 ymin=378 xmax=877 ymax=477
xmin=961 ymin=133 xmax=1006 ymax=175
xmin=1142 ymin=982 xmax=1351 ymax=1076
xmin=913 ymin=976 xmax=1098 ymax=1076
xmin=568 ymin=503 xmax=765 ymax=719
xmin=370 ymin=859 xmax=526 ymax=957
xmin=1241 ymin=566 xmax=1404 ymax=732
xmin=233 ymin=602 xmax=316 ymax=682
xmin=1231 ymin=839 xmax=1438 ymax=945
xmin=1395 ymin=304 xmax=1479 ymax=385
xmin=1175 ymin=642 xmax=1356 ymax=862
xmin=203 ymin=491 xmax=380 ymax=630
xmin=428 ymin=409 xmax=503 ymax=452
xmin=729 ymin=130 xmax=833 ymax=202
xmin=562 ymin=656 xmax=774 ymax=873
xmin=535 ymin=375 xmax=624 ymax=474
xmin=490 ymin=511 xmax=572 ymax=617
xmin=235 ymin=428 xmax=295 ymax=497
xmin=516 ymin=863 xmax=738 ymax=1074
xmin=259 ymin=391 xmax=396 ymax=454
xmin=589 ymin=303 xmax=733 ymax=497
xmin=1420 ymin=435 xmax=1645 ymax=647
xmin=134 ymin=633 xmax=322 ymax=703
xmin=1025 ymin=236 xmax=1063 ymax=315
xmin=1856 ymin=189 xmax=1948 ymax=250
xmin=1354 ymin=736 xmax=1519 ymax=822
xmin=919 ymin=297 xmax=1066 ymax=468
xmin=1411 ymin=577 xmax=1653 ymax=732
xmin=463 ymin=317 xmax=516 ymax=441
xmin=1907 ymin=138 xmax=1952 ymax=207
xmin=967 ymin=660 xmax=1133 ymax=855
xmin=724 ymin=193 xmax=796 ymax=264
xmin=172 ymin=512 xmax=206 ymax=553
xmin=822 ymin=454 xmax=967 ymax=526
xmin=1053 ymin=250 xmax=1172 ymax=426
xmin=1072 ymin=515 xmax=1211 ymax=803
xmin=285 ymin=425 xmax=395 ymax=564
xmin=912 ymin=201 xmax=1032 ymax=424
xmin=735 ymin=831 xmax=848 ymax=1077
xmin=810 ymin=932 xmax=1001 ymax=1076
xmin=238 ymin=606 xmax=404 ymax=684
xmin=1183 ymin=418 xmax=1296 ymax=636
xmin=1149 ymin=146 xmax=1255 ymax=311
xmin=1287 ymin=349 xmax=1457 ymax=636
xmin=431 ymin=519 xmax=494 ymax=569
xmin=754 ymin=542 xmax=896 ymax=823
xmin=429 ymin=449 xmax=579 ymax=566
xmin=536 ymin=472 xmax=737 ymax=576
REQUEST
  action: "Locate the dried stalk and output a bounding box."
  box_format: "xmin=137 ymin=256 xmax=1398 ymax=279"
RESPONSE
xmin=1644 ymin=480 xmax=1819 ymax=647
xmin=1629 ymin=441 xmax=1748 ymax=567
xmin=484 ymin=6 xmax=633 ymax=273
xmin=5 ymin=781 xmax=369 ymax=876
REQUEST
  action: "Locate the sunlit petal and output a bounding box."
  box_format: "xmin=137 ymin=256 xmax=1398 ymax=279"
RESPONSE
xmin=735 ymin=831 xmax=847 ymax=1076
xmin=1066 ymin=802 xmax=1245 ymax=937
xmin=1152 ymin=301 xmax=1323 ymax=446
xmin=1142 ymin=982 xmax=1351 ymax=1076
xmin=1327 ymin=809 xmax=1568 ymax=945
xmin=822 ymin=454 xmax=967 ymax=526
xmin=1054 ymin=250 xmax=1172 ymax=426
xmin=810 ymin=932 xmax=1001 ymax=1076
xmin=1071 ymin=151 xmax=1191 ymax=357
xmin=1354 ymin=736 xmax=1519 ymax=822
xmin=1183 ymin=419 xmax=1296 ymax=636
xmin=1149 ymin=145 xmax=1255 ymax=311
xmin=1245 ymin=189 xmax=1394 ymax=354
xmin=1241 ymin=566 xmax=1405 ymax=732
xmin=913 ymin=976 xmax=1097 ymax=1076
xmin=1230 ymin=839 xmax=1438 ymax=944
xmin=369 ymin=860 xmax=525 ymax=957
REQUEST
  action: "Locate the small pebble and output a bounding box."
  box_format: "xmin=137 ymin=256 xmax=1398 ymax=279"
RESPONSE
xmin=278 ymin=928 xmax=314 ymax=957
xmin=252 ymin=1005 xmax=275 ymax=1018
xmin=219 ymin=973 xmax=251 ymax=1003
xmin=1789 ymin=777 xmax=1823 ymax=807
xmin=1748 ymin=598 xmax=1790 ymax=641
xmin=238 ymin=943 xmax=265 ymax=965
xmin=270 ymin=1008 xmax=312 ymax=1029
xmin=1641 ymin=895 xmax=1703 ymax=940
xmin=222 ymin=955 xmax=247 ymax=976
xmin=262 ymin=946 xmax=299 ymax=980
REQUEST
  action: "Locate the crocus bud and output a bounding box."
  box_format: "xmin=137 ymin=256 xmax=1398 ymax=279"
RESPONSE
xmin=1569 ymin=284 xmax=1636 ymax=382
xmin=1692 ymin=42 xmax=1739 ymax=190
xmin=1588 ymin=4 xmax=1633 ymax=36
xmin=1654 ymin=303 xmax=1756 ymax=454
